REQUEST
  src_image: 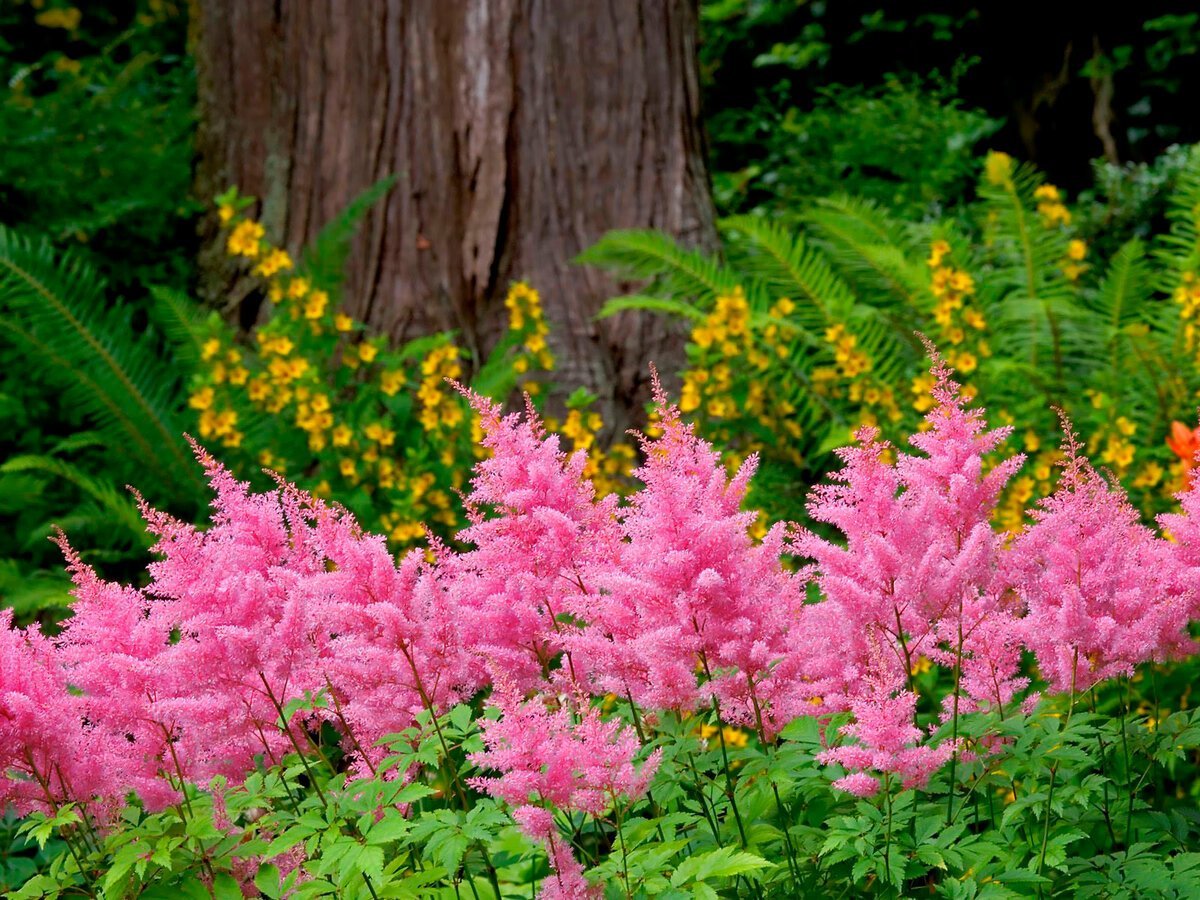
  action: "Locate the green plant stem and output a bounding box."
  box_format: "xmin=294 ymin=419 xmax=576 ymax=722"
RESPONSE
xmin=946 ymin=598 xmax=964 ymax=825
xmin=1036 ymin=650 xmax=1079 ymax=888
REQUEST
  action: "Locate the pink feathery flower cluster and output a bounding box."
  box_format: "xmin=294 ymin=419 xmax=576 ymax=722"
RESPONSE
xmin=1009 ymin=423 xmax=1194 ymax=693
xmin=796 ymin=352 xmax=1022 ymax=720
xmin=569 ymin=379 xmax=809 ymax=736
xmin=816 ymin=677 xmax=955 ymax=797
xmin=450 ymin=390 xmax=620 ymax=691
xmin=469 ymin=687 xmax=659 ymax=900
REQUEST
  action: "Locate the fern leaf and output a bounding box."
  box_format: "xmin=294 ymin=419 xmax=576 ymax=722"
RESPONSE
xmin=1 ymin=455 xmax=151 ymax=548
xmin=146 ymin=284 xmax=210 ymax=366
xmin=0 ymin=226 xmax=204 ymax=502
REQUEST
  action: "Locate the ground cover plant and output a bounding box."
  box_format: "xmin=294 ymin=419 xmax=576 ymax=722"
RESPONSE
xmin=5 ymin=352 xmax=1200 ymax=898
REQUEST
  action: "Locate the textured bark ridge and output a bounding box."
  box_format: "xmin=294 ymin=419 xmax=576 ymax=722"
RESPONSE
xmin=194 ymin=0 xmax=715 ymax=423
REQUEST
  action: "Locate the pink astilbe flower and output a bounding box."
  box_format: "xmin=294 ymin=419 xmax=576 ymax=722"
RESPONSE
xmin=321 ymin=540 xmax=483 ymax=776
xmin=469 ymin=688 xmax=657 ymax=899
xmin=817 ymin=672 xmax=955 ymax=797
xmin=132 ymin=448 xmax=334 ymax=784
xmin=451 ymin=390 xmax=620 ymax=691
xmin=53 ymin=536 xmax=180 ymax=811
xmin=1008 ymin=423 xmax=1193 ymax=694
xmin=796 ymin=353 xmax=1024 ymax=715
xmin=0 ymin=610 xmax=115 ymax=817
xmin=571 ymin=380 xmax=809 ymax=734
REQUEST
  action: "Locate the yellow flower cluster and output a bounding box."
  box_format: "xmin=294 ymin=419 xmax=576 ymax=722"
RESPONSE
xmin=1173 ymin=271 xmax=1200 ymax=357
xmin=995 ymin=441 xmax=1060 ymax=534
xmin=191 ymin=200 xmax=523 ymax=553
xmin=695 ymin=722 xmax=750 ymax=750
xmin=1063 ymin=239 xmax=1088 ymax=282
xmin=924 ymin=239 xmax=989 ymax=398
xmin=226 ymin=220 xmax=264 ymax=258
xmin=1092 ymin=415 xmax=1137 ymax=478
xmin=1034 ymin=184 xmax=1072 ymax=227
xmin=506 ymin=282 xmax=555 ymax=388
xmin=810 ymin=323 xmax=900 ymax=430
xmin=824 ymin=323 xmax=870 ymax=378
xmin=417 ymin=344 xmax=465 ymax=433
xmin=984 ymin=151 xmax=1014 ymax=186
xmin=680 ymin=289 xmax=788 ymax=435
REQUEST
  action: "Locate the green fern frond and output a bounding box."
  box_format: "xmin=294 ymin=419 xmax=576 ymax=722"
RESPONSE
xmin=578 ymin=230 xmax=742 ymax=302
xmin=1087 ymin=239 xmax=1155 ymax=336
xmin=146 ymin=284 xmax=211 ymax=366
xmin=301 ymin=175 xmax=398 ymax=293
xmin=0 ymin=560 xmax=72 ymax=624
xmin=1 ymin=454 xmax=151 ymax=549
xmin=718 ymin=215 xmax=856 ymax=328
xmin=801 ymin=196 xmax=927 ymax=312
xmin=0 ymin=226 xmax=204 ymax=502
xmin=596 ymin=295 xmax=708 ymax=322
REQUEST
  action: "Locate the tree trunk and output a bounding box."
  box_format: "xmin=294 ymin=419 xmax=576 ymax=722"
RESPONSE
xmin=192 ymin=0 xmax=714 ymax=426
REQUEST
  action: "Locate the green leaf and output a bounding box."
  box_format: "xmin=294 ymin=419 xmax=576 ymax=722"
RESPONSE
xmin=670 ymin=847 xmax=771 ymax=886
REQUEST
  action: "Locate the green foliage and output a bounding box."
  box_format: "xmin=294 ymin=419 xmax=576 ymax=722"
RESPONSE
xmin=16 ymin=678 xmax=1200 ymax=897
xmin=0 ymin=0 xmax=195 ymax=294
xmin=585 ymin=146 xmax=1200 ymax=526
xmin=0 ymin=226 xmax=202 ymax=504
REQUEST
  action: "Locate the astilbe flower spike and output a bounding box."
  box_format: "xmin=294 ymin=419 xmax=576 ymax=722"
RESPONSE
xmin=1008 ymin=418 xmax=1193 ymax=693
xmin=449 ymin=388 xmax=621 ymax=691
xmin=469 ymin=685 xmax=660 ymax=899
xmin=569 ymin=374 xmax=810 ymax=736
xmin=0 ymin=609 xmax=119 ymax=818
xmin=797 ymin=350 xmax=1023 ymax=791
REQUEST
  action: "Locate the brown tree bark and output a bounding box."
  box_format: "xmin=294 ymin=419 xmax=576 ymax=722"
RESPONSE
xmin=192 ymin=0 xmax=714 ymax=426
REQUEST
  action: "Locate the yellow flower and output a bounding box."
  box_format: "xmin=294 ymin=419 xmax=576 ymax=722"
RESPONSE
xmin=335 ymin=313 xmax=354 ymax=332
xmin=254 ymin=249 xmax=293 ymax=278
xmin=217 ymin=204 xmax=235 ymax=224
xmin=188 ymin=386 xmax=214 ymax=410
xmin=304 ymin=290 xmax=328 ymax=320
xmin=381 ymin=370 xmax=404 ymax=396
xmin=1067 ymin=239 xmax=1087 ymax=261
xmin=227 ymin=220 xmax=265 ymax=258
xmin=201 ymin=338 xmax=222 ymax=361
xmin=332 ymin=424 xmax=353 ymax=447
xmin=339 ymin=459 xmax=356 ymax=478
xmin=985 ymin=151 xmax=1013 ymax=186
xmin=287 ymin=277 xmax=310 ymax=299
xmin=358 ymin=343 xmax=378 ymax=364
xmin=246 ymin=378 xmax=270 ymax=402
